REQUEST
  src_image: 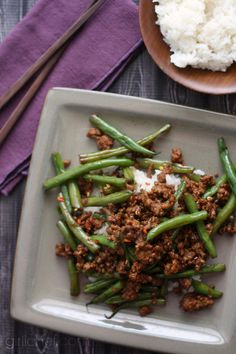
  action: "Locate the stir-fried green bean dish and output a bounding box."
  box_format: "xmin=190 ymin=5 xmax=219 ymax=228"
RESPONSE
xmin=44 ymin=116 xmax=236 ymax=318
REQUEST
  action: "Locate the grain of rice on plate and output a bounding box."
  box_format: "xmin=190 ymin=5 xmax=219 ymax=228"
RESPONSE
xmin=153 ymin=0 xmax=236 ymax=71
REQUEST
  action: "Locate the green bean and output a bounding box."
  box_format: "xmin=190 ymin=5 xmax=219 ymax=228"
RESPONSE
xmin=52 ymin=152 xmax=72 ymax=213
xmin=83 ymin=174 xmax=126 ymax=188
xmin=88 ymin=280 xmax=125 ymax=304
xmin=90 ymin=115 xmax=157 ymax=156
xmin=68 ymin=181 xmax=81 ymax=209
xmin=191 ymin=279 xmax=223 ymax=299
xmin=174 ymin=180 xmax=186 ymax=208
xmin=126 ymin=247 xmax=136 ymax=263
xmin=211 ymin=194 xmax=236 ymax=235
xmin=82 ymin=190 xmax=132 ymax=207
xmin=144 ymin=266 xmax=161 ymax=275
xmin=188 ymin=173 xmax=201 ymax=182
xmin=106 ymin=292 xmax=153 ymax=305
xmin=80 ymin=124 xmax=171 ymax=163
xmin=140 ymin=286 xmax=161 ymax=294
xmin=92 ymin=212 xmax=107 ymax=220
xmin=84 ymin=279 xmax=116 ymax=294
xmin=147 ymin=211 xmax=208 ymax=241
xmin=90 ymin=115 xmax=155 ymax=156
xmin=203 ymin=163 xmax=236 ymax=199
xmin=105 ymin=299 xmax=166 ymax=319
xmin=171 ymin=228 xmax=180 ymax=250
xmin=137 ymin=158 xmax=194 ymax=174
xmin=84 ymin=272 xmax=121 ymax=280
xmin=58 ymin=193 xmax=100 ymax=253
xmin=184 ymin=193 xmax=217 ymax=258
xmin=218 ymin=137 xmax=236 ymax=197
xmin=44 ymin=158 xmax=134 ymax=190
xmin=160 ymin=279 xmax=168 ymax=298
xmin=57 ymin=220 xmax=77 ymax=251
xmin=203 ymin=174 xmax=227 ymax=199
xmin=67 ymin=258 xmax=80 ymax=296
xmin=154 ymin=263 xmax=226 ymax=279
xmin=123 ymin=167 xmax=135 ymax=182
xmin=90 ymin=235 xmax=116 ymax=249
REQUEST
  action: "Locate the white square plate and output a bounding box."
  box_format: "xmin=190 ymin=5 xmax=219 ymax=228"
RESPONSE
xmin=11 ymin=89 xmax=236 ymax=354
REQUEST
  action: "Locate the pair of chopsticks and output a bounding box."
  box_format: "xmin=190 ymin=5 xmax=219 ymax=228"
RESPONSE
xmin=0 ymin=0 xmax=106 ymax=146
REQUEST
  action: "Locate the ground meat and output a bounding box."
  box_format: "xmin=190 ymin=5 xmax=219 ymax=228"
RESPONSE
xmin=217 ymin=183 xmax=231 ymax=203
xmin=87 ymin=127 xmax=114 ymax=150
xmin=200 ymin=175 xmax=215 ymax=188
xmin=55 ymin=243 xmax=73 ymax=257
xmin=171 ymin=148 xmax=183 ymax=164
xmin=78 ymin=178 xmax=93 ymax=197
xmin=183 ymin=176 xmax=206 ymax=197
xmin=146 ymin=163 xmax=154 ymax=179
xmin=180 ymin=293 xmax=214 ymax=312
xmin=63 ymin=159 xmax=71 ymax=168
xmin=178 ymin=278 xmax=192 ymax=290
xmin=96 ymin=135 xmax=114 ymax=150
xmin=197 ymin=197 xmax=218 ymax=220
xmin=75 ymin=211 xmax=104 ymax=233
xmin=139 ymin=306 xmax=152 ymax=316
xmin=121 ymin=281 xmax=141 ymax=300
xmin=87 ymin=127 xmax=102 ymax=138
xmin=135 ymin=240 xmax=163 ymax=265
xmin=158 ymin=164 xmax=173 ymax=183
xmin=219 ymin=222 xmax=236 ymax=235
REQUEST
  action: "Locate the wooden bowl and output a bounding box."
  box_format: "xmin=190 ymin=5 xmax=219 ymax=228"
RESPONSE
xmin=139 ymin=0 xmax=236 ymax=95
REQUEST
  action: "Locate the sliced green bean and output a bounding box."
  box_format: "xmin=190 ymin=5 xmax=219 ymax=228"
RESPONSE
xmin=90 ymin=115 xmax=155 ymax=156
xmin=67 ymin=258 xmax=80 ymax=296
xmin=52 ymin=152 xmax=72 ymax=213
xmin=126 ymin=247 xmax=136 ymax=263
xmin=147 ymin=211 xmax=208 ymax=241
xmin=68 ymin=181 xmax=81 ymax=209
xmin=144 ymin=266 xmax=161 ymax=275
xmin=82 ymin=190 xmax=132 ymax=207
xmin=184 ymin=193 xmax=217 ymax=258
xmin=174 ymin=180 xmax=186 ymax=208
xmin=192 ymin=279 xmax=223 ymax=299
xmin=105 ymin=298 xmax=166 ymax=319
xmin=57 ymin=220 xmax=77 ymax=251
xmin=211 ymin=194 xmax=236 ymax=235
xmin=137 ymin=158 xmax=194 ymax=174
xmin=155 ymin=263 xmax=226 ymax=279
xmin=58 ymin=193 xmax=100 ymax=253
xmin=84 ymin=279 xmax=116 ymax=294
xmin=203 ymin=174 xmax=227 ymax=199
xmin=80 ymin=124 xmax=171 ymax=163
xmin=140 ymin=286 xmax=161 ymax=294
xmin=218 ymin=137 xmax=236 ymax=197
xmin=188 ymin=173 xmax=201 ymax=182
xmin=90 ymin=235 xmax=116 ymax=249
xmin=160 ymin=279 xmax=168 ymax=298
xmin=203 ymin=163 xmax=236 ymax=199
xmin=44 ymin=158 xmax=134 ymax=190
xmin=88 ymin=280 xmax=125 ymax=304
xmin=83 ymin=174 xmax=126 ymax=188
xmin=123 ymin=167 xmax=135 ymax=182
xmin=106 ymin=292 xmax=153 ymax=305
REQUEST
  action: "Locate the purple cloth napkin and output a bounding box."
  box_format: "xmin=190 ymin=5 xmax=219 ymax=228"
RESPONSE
xmin=0 ymin=0 xmax=142 ymax=196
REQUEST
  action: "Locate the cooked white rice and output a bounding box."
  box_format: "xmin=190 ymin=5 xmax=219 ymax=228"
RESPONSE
xmin=153 ymin=0 xmax=236 ymax=71
xmin=133 ymin=167 xmax=181 ymax=192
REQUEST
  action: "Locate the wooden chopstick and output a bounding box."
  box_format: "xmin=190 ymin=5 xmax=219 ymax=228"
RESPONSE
xmin=0 ymin=49 xmax=63 ymax=146
xmin=0 ymin=0 xmax=105 ymax=111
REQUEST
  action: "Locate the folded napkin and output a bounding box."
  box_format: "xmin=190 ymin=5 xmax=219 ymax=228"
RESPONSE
xmin=0 ymin=0 xmax=142 ymax=196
